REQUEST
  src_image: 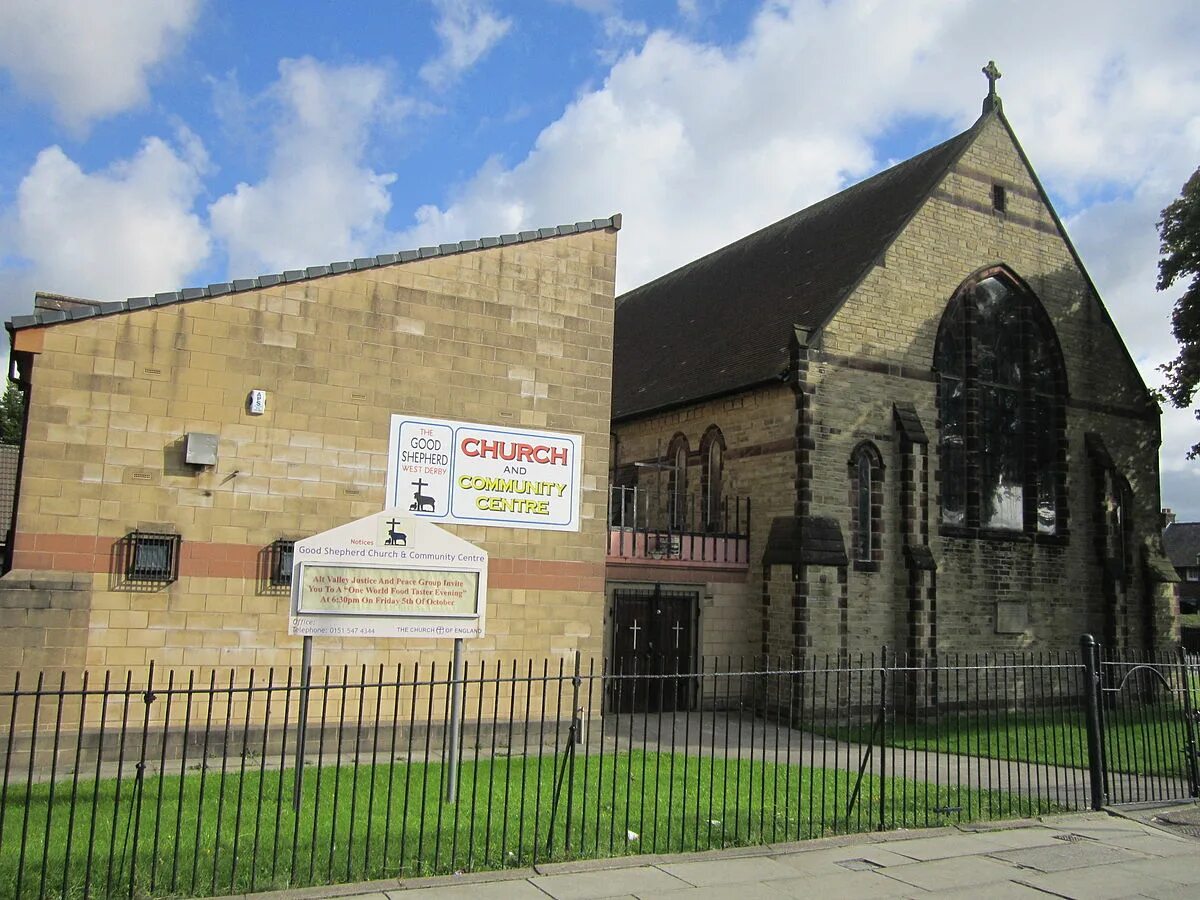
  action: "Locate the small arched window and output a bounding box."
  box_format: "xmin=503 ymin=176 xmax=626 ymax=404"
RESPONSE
xmin=935 ymin=268 xmax=1067 ymax=535
xmin=667 ymin=433 xmax=689 ymax=531
xmin=699 ymin=426 xmax=726 ymax=532
xmin=1103 ymin=469 xmax=1133 ymax=586
xmin=849 ymin=442 xmax=883 ymax=568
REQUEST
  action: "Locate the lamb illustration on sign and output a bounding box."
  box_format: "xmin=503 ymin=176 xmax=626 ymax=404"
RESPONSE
xmin=384 ymin=519 xmax=407 ymax=546
xmin=288 ymin=509 xmax=488 ymax=639
xmin=409 ymin=478 xmax=436 ymax=513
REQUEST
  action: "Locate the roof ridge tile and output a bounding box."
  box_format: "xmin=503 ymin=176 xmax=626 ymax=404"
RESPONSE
xmin=8 ymin=215 xmax=621 ymax=331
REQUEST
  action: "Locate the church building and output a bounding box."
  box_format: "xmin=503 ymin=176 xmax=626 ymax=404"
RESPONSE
xmin=606 ymin=69 xmax=1176 ymax=680
xmin=0 ymin=69 xmax=1177 ymax=694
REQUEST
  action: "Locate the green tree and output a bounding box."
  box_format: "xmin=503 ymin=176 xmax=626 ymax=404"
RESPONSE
xmin=1159 ymin=165 xmax=1200 ymax=458
xmin=0 ymin=380 xmax=24 ymax=445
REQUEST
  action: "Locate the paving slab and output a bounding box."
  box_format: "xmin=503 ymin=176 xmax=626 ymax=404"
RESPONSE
xmin=1102 ymin=832 xmax=1199 ymax=857
xmin=656 ymin=882 xmax=793 ymax=900
xmin=873 ymin=856 xmax=1024 ymax=892
xmin=1140 ymin=884 xmax=1200 ymax=900
xmin=881 ymin=832 xmax=1014 ymax=860
xmin=530 ymin=866 xmax=690 ymax=900
xmin=767 ymin=870 xmax=915 ymax=899
xmin=768 ymin=844 xmax=917 ymax=875
xmin=1118 ymin=855 xmax=1200 ymax=885
xmin=658 ymin=856 xmax=802 ymax=886
xmin=916 ymin=883 xmax=1051 ymax=897
xmin=966 ymin=826 xmax=1064 ymax=850
xmin=386 ymin=882 xmax=548 ymax=900
xmin=1014 ymin=865 xmax=1181 ymax=900
xmin=991 ymin=839 xmax=1143 ymax=872
xmin=916 ymin=882 xmax=1052 ymax=899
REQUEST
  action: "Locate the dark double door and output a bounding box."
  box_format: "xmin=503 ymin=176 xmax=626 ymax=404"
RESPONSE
xmin=610 ymin=587 xmax=698 ymax=712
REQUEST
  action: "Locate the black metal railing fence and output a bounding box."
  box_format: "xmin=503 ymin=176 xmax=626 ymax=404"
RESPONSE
xmin=0 ymin=641 xmax=1196 ymax=899
xmin=608 ymin=485 xmax=750 ymax=563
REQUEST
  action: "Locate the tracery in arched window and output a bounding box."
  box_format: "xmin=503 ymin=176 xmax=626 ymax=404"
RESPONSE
xmin=667 ymin=434 xmax=689 ymax=531
xmin=849 ymin=442 xmax=883 ymax=567
xmin=935 ymin=270 xmax=1066 ymax=535
xmin=700 ymin=426 xmax=725 ymax=532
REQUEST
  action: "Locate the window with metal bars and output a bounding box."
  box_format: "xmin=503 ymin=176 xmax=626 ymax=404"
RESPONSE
xmin=269 ymin=539 xmax=296 ymax=586
xmin=125 ymin=532 xmax=181 ymax=583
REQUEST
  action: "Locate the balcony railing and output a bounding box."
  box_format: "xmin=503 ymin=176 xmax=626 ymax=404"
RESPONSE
xmin=607 ymin=485 xmax=750 ymax=565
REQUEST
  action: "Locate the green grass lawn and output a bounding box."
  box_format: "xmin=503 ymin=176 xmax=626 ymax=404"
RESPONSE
xmin=833 ymin=702 xmax=1197 ymax=780
xmin=0 ymin=750 xmax=1058 ymax=900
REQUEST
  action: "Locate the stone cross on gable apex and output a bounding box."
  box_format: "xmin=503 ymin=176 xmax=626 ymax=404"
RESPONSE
xmin=982 ymin=60 xmax=1003 ymax=114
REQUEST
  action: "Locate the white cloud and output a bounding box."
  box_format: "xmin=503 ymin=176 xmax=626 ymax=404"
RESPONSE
xmin=395 ymin=0 xmax=947 ymax=288
xmin=209 ymin=58 xmax=404 ymax=278
xmin=391 ymin=0 xmax=1200 ymax=509
xmin=0 ymin=0 xmax=201 ymax=131
xmin=1 ymin=131 xmax=210 ymax=310
xmin=419 ymin=0 xmax=512 ymax=90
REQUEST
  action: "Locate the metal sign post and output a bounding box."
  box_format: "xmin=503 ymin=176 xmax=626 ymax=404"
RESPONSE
xmin=286 ymin=510 xmax=488 ymax=814
xmin=292 ymin=634 xmax=313 ymax=812
xmin=446 ymin=637 xmax=465 ymax=803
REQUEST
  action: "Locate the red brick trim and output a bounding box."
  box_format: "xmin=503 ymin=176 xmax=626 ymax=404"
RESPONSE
xmin=12 ymin=533 xmax=605 ymax=592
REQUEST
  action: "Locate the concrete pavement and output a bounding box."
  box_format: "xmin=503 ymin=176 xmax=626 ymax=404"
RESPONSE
xmin=239 ymin=805 xmax=1200 ymax=900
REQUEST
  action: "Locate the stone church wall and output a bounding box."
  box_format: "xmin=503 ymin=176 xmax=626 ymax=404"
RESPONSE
xmin=610 ymin=382 xmax=795 ymax=662
xmin=2 ymin=227 xmax=618 ymax=687
xmin=814 ymin=115 xmax=1164 ymax=655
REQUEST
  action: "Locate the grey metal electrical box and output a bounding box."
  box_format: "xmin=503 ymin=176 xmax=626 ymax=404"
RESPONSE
xmin=184 ymin=432 xmax=219 ymax=466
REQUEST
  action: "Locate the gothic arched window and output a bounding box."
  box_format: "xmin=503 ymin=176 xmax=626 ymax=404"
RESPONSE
xmin=849 ymin=442 xmax=884 ymax=568
xmin=667 ymin=433 xmax=689 ymax=531
xmin=934 ymin=269 xmax=1067 ymax=535
xmin=1102 ymin=468 xmax=1133 ymax=587
xmin=700 ymin=425 xmax=726 ymax=532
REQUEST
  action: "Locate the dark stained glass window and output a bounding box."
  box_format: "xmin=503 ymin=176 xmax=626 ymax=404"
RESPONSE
xmin=856 ymin=451 xmax=872 ymax=562
xmin=849 ymin=442 xmax=883 ymax=568
xmin=934 ymin=271 xmax=1066 ymax=535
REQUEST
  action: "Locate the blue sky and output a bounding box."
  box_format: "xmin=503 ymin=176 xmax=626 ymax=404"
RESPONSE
xmin=1 ymin=0 xmax=1199 ymax=516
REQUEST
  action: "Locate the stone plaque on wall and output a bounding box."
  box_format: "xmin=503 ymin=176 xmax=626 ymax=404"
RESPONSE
xmin=995 ymin=601 xmax=1029 ymax=635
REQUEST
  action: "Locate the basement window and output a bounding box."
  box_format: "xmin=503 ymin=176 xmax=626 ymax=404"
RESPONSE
xmin=269 ymin=539 xmax=296 ymax=587
xmin=125 ymin=532 xmax=181 ymax=584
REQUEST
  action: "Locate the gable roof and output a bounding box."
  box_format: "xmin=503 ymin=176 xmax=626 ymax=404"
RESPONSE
xmin=6 ymin=216 xmax=621 ymax=333
xmin=1163 ymin=522 xmax=1200 ymax=569
xmin=611 ymin=123 xmax=981 ymax=420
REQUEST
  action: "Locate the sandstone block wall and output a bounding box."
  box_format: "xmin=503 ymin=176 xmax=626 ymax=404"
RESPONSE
xmin=815 ymin=115 xmax=1163 ymax=655
xmin=2 ymin=227 xmax=618 ymax=686
xmin=610 ymin=384 xmax=794 ymax=661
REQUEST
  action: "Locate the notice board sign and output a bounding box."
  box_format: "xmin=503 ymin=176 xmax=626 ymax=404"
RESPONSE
xmin=288 ymin=509 xmax=488 ymax=639
xmin=385 ymin=415 xmax=582 ymax=531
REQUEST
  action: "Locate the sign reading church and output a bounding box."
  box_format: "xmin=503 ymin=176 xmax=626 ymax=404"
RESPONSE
xmin=289 ymin=510 xmax=489 ymax=639
xmin=385 ymin=415 xmax=582 ymax=531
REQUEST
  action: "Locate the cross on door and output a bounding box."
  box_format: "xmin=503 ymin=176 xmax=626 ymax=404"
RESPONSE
xmin=628 ymin=619 xmax=641 ymax=650
xmin=672 ymin=620 xmax=684 ymax=650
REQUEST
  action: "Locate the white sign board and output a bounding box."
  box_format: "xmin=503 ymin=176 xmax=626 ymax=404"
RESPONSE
xmin=385 ymin=415 xmax=582 ymax=531
xmin=288 ymin=510 xmax=488 ymax=639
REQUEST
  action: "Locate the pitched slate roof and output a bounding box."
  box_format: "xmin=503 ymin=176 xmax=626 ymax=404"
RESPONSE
xmin=611 ymin=123 xmax=981 ymax=420
xmin=1163 ymin=522 xmax=1200 ymax=569
xmin=6 ymin=216 xmax=621 ymax=332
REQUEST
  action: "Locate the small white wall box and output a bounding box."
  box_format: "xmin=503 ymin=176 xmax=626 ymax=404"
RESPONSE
xmin=185 ymin=432 xmax=219 ymax=466
xmin=248 ymin=390 xmax=267 ymax=415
